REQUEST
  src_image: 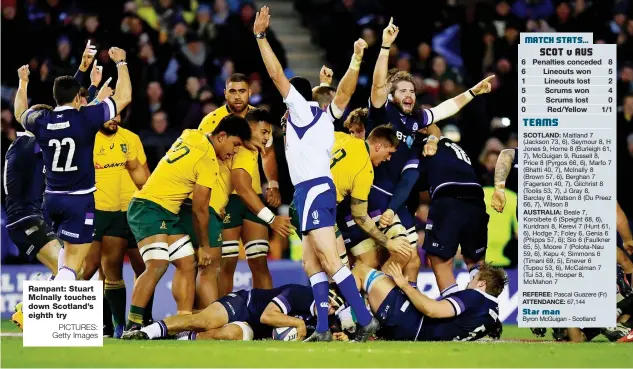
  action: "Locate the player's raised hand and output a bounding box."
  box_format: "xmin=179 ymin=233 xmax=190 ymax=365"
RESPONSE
xmin=266 ymin=187 xmax=282 ymax=208
xmin=470 ymin=74 xmax=495 ymax=96
xmin=270 ymin=215 xmax=294 ymax=237
xmin=17 ymin=65 xmax=30 ymax=83
xmin=385 ymin=262 xmax=408 ymax=288
xmin=381 ymin=17 xmax=399 ymax=47
xmin=423 ymin=139 xmax=438 ymax=157
xmin=108 ymin=47 xmax=127 ymax=63
xmin=319 ymin=66 xmax=333 ymax=86
xmin=623 ymin=240 xmax=633 ymax=255
xmin=379 ymin=209 xmax=395 ymax=228
xmin=80 ymin=40 xmax=97 ymax=72
xmin=253 ymin=6 xmax=270 ymax=34
xmin=491 ymin=189 xmax=506 ymax=213
xmin=96 ymin=77 xmax=114 ymax=102
xmin=197 ymin=246 xmax=214 ymax=267
xmin=90 ymin=60 xmax=103 ymax=86
xmin=385 ymin=237 xmax=411 ymax=258
xmin=353 ymin=38 xmax=368 ymax=57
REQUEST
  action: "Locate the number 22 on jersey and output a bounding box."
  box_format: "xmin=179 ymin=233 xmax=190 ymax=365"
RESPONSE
xmin=49 ymin=138 xmax=78 ymax=172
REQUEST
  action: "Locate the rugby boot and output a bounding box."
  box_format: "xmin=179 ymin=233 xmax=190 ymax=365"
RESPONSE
xmin=353 ymin=316 xmax=380 ymax=342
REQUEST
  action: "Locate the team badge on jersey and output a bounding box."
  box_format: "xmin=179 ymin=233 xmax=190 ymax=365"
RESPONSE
xmin=121 ymin=144 xmax=128 ymax=153
xmin=160 ymin=221 xmax=167 ymax=230
xmin=412 ymin=122 xmax=418 ymax=131
xmin=312 ymin=210 xmax=320 ymax=225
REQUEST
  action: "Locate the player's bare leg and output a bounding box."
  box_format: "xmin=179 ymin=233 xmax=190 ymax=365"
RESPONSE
xmin=195 ymin=247 xmax=222 ymax=309
xmin=82 ymin=241 xmax=102 ymax=280
xmin=428 ymin=254 xmax=457 ymax=296
xmin=170 ymin=236 xmax=197 ymax=315
xmin=123 ymin=301 xmax=229 ymax=340
xmin=218 ymin=226 xmax=242 ymax=296
xmin=191 ymin=323 xmax=249 ymax=341
xmin=58 ymin=241 xmax=94 ymax=280
xmin=306 ymin=227 xmax=379 ymax=341
xmin=36 ymin=239 xmax=62 ymax=274
xmin=243 ymin=219 xmax=273 ymax=289
xmin=101 ymin=235 xmax=128 ymax=335
xmin=301 ymin=235 xmax=332 ymax=342
xmin=402 ymin=250 xmax=421 ymax=284
xmin=127 ymin=247 xmax=155 ymax=325
xmin=127 ymin=234 xmax=170 ymax=330
xmin=335 ymin=234 xmax=350 ymax=267
xmin=351 ymin=261 xmax=395 ymax=312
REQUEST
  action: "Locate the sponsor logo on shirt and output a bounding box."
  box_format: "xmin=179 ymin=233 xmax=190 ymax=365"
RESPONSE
xmin=61 ymin=230 xmax=79 ymax=238
xmin=47 ymin=122 xmax=70 ymax=130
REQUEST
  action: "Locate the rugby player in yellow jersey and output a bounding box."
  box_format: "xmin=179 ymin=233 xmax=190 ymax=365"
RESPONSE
xmin=218 ymin=108 xmax=294 ymax=296
xmin=125 ymin=116 xmax=251 ymax=331
xmin=198 ymin=73 xmax=282 ymax=209
xmin=92 ymin=114 xmax=149 ymax=337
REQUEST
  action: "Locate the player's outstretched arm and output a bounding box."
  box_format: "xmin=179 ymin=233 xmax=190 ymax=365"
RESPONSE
xmin=14 ymin=65 xmax=29 ymax=126
xmin=261 ymin=147 xmax=281 ymax=208
xmin=617 ymin=202 xmax=633 ymax=254
xmin=386 ymin=263 xmax=456 ymax=319
xmin=351 ymin=197 xmax=410 ymax=257
xmin=254 ymin=7 xmax=290 ymax=99
xmin=330 ymin=39 xmax=367 ymax=117
xmin=380 ymin=170 xmax=421 ymax=228
xmin=232 ymin=168 xmax=293 ymax=237
xmin=491 ymin=148 xmax=515 ymax=213
xmin=260 ymin=301 xmax=307 ymax=341
xmin=371 ymin=18 xmax=399 ymax=109
xmin=429 ymin=75 xmax=495 ymax=124
xmin=126 ymin=158 xmax=148 ymax=189
xmin=108 ymin=47 xmax=132 ymax=112
xmin=192 ymin=183 xmax=212 ymax=251
xmin=74 ymin=40 xmax=97 ymax=85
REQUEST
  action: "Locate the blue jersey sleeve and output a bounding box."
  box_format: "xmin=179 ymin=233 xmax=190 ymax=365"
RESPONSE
xmin=79 ymin=97 xmax=117 ymax=130
xmin=366 ymin=98 xmax=387 ymax=137
xmin=272 ymin=286 xmax=313 ymax=316
xmin=444 ymin=289 xmax=484 ymax=316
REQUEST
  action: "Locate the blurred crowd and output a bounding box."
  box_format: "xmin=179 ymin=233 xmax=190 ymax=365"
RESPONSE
xmin=2 ymin=0 xmax=633 ymax=266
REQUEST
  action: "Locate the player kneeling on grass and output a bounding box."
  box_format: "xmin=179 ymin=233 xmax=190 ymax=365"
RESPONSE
xmin=122 ymin=284 xmax=342 ymax=341
xmin=125 ymin=118 xmax=251 ymax=331
xmin=352 ymin=261 xmax=505 ymax=341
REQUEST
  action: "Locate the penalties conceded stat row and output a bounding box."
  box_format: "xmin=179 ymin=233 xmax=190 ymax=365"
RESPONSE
xmin=518 ymin=33 xmax=616 ymax=328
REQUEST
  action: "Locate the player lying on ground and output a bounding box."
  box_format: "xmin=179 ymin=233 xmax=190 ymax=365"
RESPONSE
xmin=255 ymin=5 xmax=379 ymax=342
xmin=352 ymin=261 xmax=506 ymax=341
xmin=125 ymin=117 xmax=251 ymax=331
xmin=122 ymin=284 xmax=343 ymax=341
xmin=381 ymin=135 xmax=490 ymax=298
xmin=218 ymin=108 xmax=293 ymax=298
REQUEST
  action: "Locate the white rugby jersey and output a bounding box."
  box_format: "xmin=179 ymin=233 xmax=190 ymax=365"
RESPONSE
xmin=283 ymin=85 xmax=335 ymax=185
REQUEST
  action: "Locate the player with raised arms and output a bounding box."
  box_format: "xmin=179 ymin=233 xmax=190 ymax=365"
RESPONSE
xmin=254 ymin=6 xmax=379 ymax=341
xmin=122 ymin=284 xmax=343 ymax=342
xmin=353 ymin=261 xmax=506 ymax=341
xmin=372 ymin=20 xmax=495 ymax=269
xmin=13 ymin=46 xmax=132 ymax=284
xmin=124 ymin=116 xmax=251 ymax=331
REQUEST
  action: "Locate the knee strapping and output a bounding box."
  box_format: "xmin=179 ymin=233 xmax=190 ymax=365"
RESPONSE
xmin=244 ymin=239 xmax=269 ymax=259
xmin=140 ymin=242 xmax=169 ymax=262
xmin=227 ymin=321 xmax=254 ymax=341
xmin=222 ymin=240 xmax=240 ymax=258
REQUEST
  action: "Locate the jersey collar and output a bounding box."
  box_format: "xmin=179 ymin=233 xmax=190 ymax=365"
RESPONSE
xmin=53 ymin=106 xmax=75 ymax=112
xmin=364 ymin=141 xmax=370 ymax=153
xmin=473 ymin=288 xmax=499 ymax=303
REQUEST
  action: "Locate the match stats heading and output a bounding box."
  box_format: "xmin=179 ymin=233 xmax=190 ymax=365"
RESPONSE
xmin=518 ymin=33 xmax=616 ymax=328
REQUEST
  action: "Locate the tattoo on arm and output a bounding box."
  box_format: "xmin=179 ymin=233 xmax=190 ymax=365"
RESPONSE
xmin=350 ymin=197 xmax=389 ymax=247
xmin=494 ymin=149 xmax=515 ymax=185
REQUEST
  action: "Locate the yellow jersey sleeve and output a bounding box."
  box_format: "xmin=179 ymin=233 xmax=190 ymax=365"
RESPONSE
xmin=194 ymin=147 xmax=220 ymax=189
xmin=132 ymin=132 xmax=147 ymax=165
xmin=351 ymin=162 xmax=374 ymax=201
xmin=209 ymin=162 xmax=233 ymax=214
xmin=136 ymin=130 xmax=215 ymax=214
xmin=230 ymin=146 xmax=262 ymax=194
xmin=198 ymin=105 xmax=230 ymax=133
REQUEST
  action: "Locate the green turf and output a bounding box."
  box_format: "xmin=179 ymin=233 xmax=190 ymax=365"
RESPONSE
xmin=1 ymin=321 xmax=631 ymax=368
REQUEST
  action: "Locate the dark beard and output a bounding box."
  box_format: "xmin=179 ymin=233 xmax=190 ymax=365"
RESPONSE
xmin=100 ymin=126 xmax=118 ymax=135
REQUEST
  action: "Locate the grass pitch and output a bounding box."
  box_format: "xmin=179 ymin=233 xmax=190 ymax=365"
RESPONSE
xmin=1 ymin=321 xmax=631 ymax=368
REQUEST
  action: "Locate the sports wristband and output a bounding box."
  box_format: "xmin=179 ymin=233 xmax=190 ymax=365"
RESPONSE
xmin=427 ymin=135 xmax=439 ymax=142
xmin=319 ymin=82 xmax=331 ymax=87
xmin=349 ymin=55 xmax=361 ymax=71
xmin=255 ymin=32 xmax=266 ymax=39
xmin=257 ymin=207 xmax=276 ymax=224
xmin=267 ymin=180 xmax=279 ymax=189
xmin=468 ymin=89 xmax=476 ymax=97
xmin=381 ymin=45 xmax=390 ymax=50
xmin=116 ymin=61 xmax=127 ymax=67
